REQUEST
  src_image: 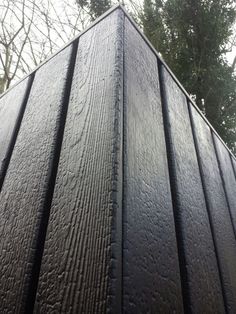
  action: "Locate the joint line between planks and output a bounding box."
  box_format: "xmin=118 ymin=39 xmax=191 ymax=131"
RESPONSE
xmin=23 ymin=39 xmax=79 ymax=313
xmin=211 ymin=131 xmax=236 ymax=240
xmin=157 ymin=60 xmax=190 ymax=314
xmin=187 ymin=100 xmax=228 ymax=313
xmin=0 ymin=73 xmax=35 ymax=193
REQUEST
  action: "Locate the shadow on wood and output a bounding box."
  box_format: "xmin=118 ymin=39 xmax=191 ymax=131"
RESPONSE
xmin=0 ymin=5 xmax=235 ymax=314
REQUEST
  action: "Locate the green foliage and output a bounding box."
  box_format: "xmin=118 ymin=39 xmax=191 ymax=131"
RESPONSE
xmin=77 ymin=0 xmax=112 ymax=20
xmin=142 ymin=0 xmax=236 ymax=152
xmin=90 ymin=0 xmax=111 ymax=19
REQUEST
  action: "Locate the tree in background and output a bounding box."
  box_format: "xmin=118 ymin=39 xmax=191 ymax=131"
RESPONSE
xmin=76 ymin=0 xmax=112 ymax=20
xmin=0 ymin=0 xmax=235 ymax=151
xmin=0 ymin=0 xmax=141 ymax=94
xmin=142 ymin=0 xmax=236 ymax=151
xmin=0 ymin=0 xmax=88 ymax=94
xmin=76 ymin=0 xmax=141 ymax=21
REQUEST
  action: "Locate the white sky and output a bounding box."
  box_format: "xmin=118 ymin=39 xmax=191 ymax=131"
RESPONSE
xmin=0 ymin=0 xmax=235 ymax=85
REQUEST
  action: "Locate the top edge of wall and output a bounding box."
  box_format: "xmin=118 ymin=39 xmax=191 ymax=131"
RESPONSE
xmin=0 ymin=4 xmax=122 ymax=100
xmin=1 ymin=4 xmax=235 ymax=161
xmin=120 ymin=6 xmax=236 ymax=161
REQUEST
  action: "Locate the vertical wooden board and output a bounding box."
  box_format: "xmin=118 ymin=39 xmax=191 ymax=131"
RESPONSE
xmin=213 ymin=134 xmax=236 ymax=234
xmin=35 ymin=10 xmax=123 ymax=313
xmin=161 ymin=66 xmax=224 ymax=313
xmin=0 ymin=77 xmax=30 ymax=186
xmin=123 ymin=18 xmax=183 ymax=313
xmin=190 ymin=105 xmax=236 ymax=313
xmin=231 ymin=156 xmax=236 ymax=179
xmin=0 ymin=45 xmax=73 ymax=312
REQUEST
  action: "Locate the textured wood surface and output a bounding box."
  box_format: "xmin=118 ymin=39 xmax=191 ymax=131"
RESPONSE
xmin=213 ymin=134 xmax=236 ymax=235
xmin=0 ymin=5 xmax=235 ymax=313
xmin=0 ymin=77 xmax=31 ymax=189
xmin=122 ymin=18 xmax=183 ymax=313
xmin=35 ymin=10 xmax=124 ymax=314
xmin=232 ymin=157 xmax=236 ymax=178
xmin=190 ymin=105 xmax=236 ymax=313
xmin=160 ymin=66 xmax=225 ymax=313
xmin=0 ymin=45 xmax=73 ymax=313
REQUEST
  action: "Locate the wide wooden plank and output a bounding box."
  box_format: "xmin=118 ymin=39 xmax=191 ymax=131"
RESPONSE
xmin=123 ymin=18 xmax=183 ymax=313
xmin=213 ymin=134 xmax=236 ymax=235
xmin=0 ymin=45 xmax=73 ymax=312
xmin=160 ymin=66 xmax=225 ymax=313
xmin=35 ymin=10 xmax=124 ymax=313
xmin=0 ymin=77 xmax=31 ymax=189
xmin=190 ymin=104 xmax=236 ymax=313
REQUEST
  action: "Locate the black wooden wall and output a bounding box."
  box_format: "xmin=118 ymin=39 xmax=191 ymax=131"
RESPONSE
xmin=0 ymin=5 xmax=235 ymax=314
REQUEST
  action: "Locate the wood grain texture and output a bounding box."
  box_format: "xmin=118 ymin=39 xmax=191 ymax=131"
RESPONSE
xmin=213 ymin=133 xmax=236 ymax=235
xmin=35 ymin=10 xmax=124 ymax=314
xmin=123 ymin=18 xmax=183 ymax=314
xmin=0 ymin=6 xmax=235 ymax=314
xmin=0 ymin=45 xmax=72 ymax=313
xmin=161 ymin=66 xmax=225 ymax=313
xmin=0 ymin=77 xmax=30 ymax=189
xmin=190 ymin=104 xmax=236 ymax=313
xmin=232 ymin=157 xmax=236 ymax=179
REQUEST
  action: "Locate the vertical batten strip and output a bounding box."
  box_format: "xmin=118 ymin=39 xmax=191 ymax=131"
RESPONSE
xmin=107 ymin=9 xmax=124 ymax=314
xmin=188 ymin=100 xmax=226 ymax=312
xmin=158 ymin=61 xmax=189 ymax=314
xmin=188 ymin=102 xmax=236 ymax=313
xmin=0 ymin=5 xmax=235 ymax=313
xmin=122 ymin=17 xmax=183 ymax=313
xmin=25 ymin=39 xmax=79 ymax=313
xmin=35 ymin=10 xmax=125 ymax=313
xmin=0 ymin=43 xmax=74 ymax=313
xmin=212 ymin=132 xmax=236 ymax=237
xmin=230 ymin=156 xmax=236 ymax=180
xmin=158 ymin=64 xmax=225 ymax=313
xmin=0 ymin=74 xmax=34 ymax=191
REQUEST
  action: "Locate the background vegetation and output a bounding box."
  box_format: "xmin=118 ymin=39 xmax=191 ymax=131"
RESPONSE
xmin=0 ymin=0 xmax=235 ymax=152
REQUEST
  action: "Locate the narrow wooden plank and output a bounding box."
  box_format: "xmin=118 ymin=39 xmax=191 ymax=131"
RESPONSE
xmin=35 ymin=10 xmax=124 ymax=313
xmin=123 ymin=18 xmax=183 ymax=313
xmin=0 ymin=45 xmax=73 ymax=312
xmin=160 ymin=66 xmax=225 ymax=313
xmin=0 ymin=77 xmax=31 ymax=189
xmin=213 ymin=133 xmax=236 ymax=235
xmin=231 ymin=156 xmax=236 ymax=179
xmin=190 ymin=104 xmax=236 ymax=313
